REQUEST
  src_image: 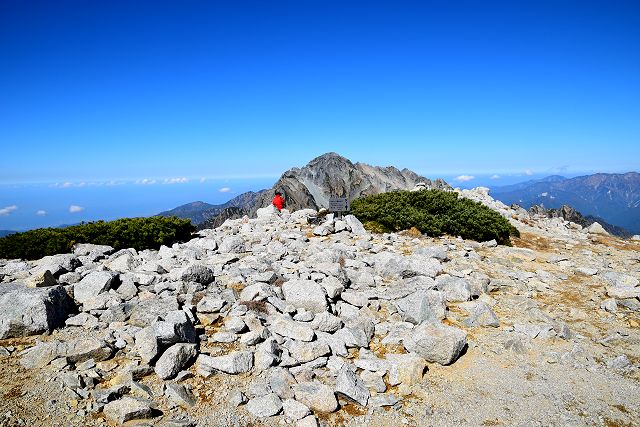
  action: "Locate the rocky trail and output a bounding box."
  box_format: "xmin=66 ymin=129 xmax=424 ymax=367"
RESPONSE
xmin=0 ymin=189 xmax=639 ymax=427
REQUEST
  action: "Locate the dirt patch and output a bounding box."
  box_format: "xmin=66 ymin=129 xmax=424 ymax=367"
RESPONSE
xmin=511 ymin=232 xmax=553 ymax=252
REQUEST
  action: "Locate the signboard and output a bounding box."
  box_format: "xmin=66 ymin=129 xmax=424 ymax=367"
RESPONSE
xmin=329 ymin=197 xmax=350 ymax=212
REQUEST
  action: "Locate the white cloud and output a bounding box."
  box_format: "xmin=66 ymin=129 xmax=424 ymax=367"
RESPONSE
xmin=219 ymin=187 xmax=231 ymax=193
xmin=525 ymin=169 xmax=533 ymax=176
xmin=490 ymin=174 xmax=500 ymax=179
xmin=164 ymin=177 xmax=189 ymax=184
xmin=455 ymin=175 xmax=475 ymax=182
xmin=69 ymin=205 xmax=84 ymax=213
xmin=0 ymin=205 xmax=17 ymax=216
xmin=61 ymin=182 xmax=73 ymax=188
xmin=200 ymin=177 xmax=207 ymax=183
xmin=136 ymin=178 xmax=157 ymax=185
xmin=36 ymin=210 xmax=47 ymax=216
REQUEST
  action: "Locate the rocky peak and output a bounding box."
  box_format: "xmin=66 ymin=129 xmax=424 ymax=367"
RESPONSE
xmin=250 ymin=152 xmax=450 ymax=215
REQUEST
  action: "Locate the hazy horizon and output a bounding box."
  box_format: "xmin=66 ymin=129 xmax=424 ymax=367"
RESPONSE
xmin=2 ymin=164 xmax=633 ymax=231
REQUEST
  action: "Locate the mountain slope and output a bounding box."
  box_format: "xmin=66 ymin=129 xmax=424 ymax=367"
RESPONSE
xmin=491 ymin=172 xmax=640 ymax=234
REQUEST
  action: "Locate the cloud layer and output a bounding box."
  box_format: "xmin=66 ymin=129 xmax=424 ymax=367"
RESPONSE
xmin=0 ymin=205 xmax=18 ymax=216
xmin=455 ymin=175 xmax=475 ymax=182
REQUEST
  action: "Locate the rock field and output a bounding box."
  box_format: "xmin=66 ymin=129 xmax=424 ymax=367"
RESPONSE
xmin=0 ymin=188 xmax=639 ymax=426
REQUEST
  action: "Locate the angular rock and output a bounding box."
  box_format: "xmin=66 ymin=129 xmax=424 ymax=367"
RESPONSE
xmin=196 ymin=351 xmax=253 ymax=376
xmin=0 ymin=284 xmax=75 ymax=339
xmin=20 ymin=340 xmax=66 ymax=369
xmin=386 ymin=353 xmax=427 ymax=386
xmin=395 ymin=290 xmax=446 ymax=324
xmin=293 ymin=381 xmax=338 ymax=413
xmin=587 ymin=222 xmax=608 ymax=235
xmin=344 ymin=215 xmax=367 ymax=235
xmin=270 ymin=316 xmax=315 ymax=342
xmin=436 ymin=275 xmax=471 ymax=302
xmin=196 ymin=296 xmax=226 ymax=313
xmin=103 ymin=397 xmax=153 ymax=424
xmin=153 ymin=310 xmax=196 ymax=345
xmin=335 ymin=364 xmax=370 ymax=406
xmin=289 ymin=340 xmax=331 ymax=363
xmin=155 ymin=344 xmax=197 ymax=380
xmin=320 ymin=276 xmax=344 ymax=299
xmin=283 ymin=398 xmax=311 ymax=420
xmin=403 ymin=323 xmax=467 ymax=365
xmin=164 ymin=382 xmax=196 ymax=408
xmin=219 ymin=236 xmax=246 ymax=253
xmin=74 ymin=271 xmax=117 ymax=304
xmin=64 ymin=337 xmax=113 ymax=364
xmin=310 ymin=312 xmax=343 ymax=333
xmin=372 ymin=252 xmax=441 ymax=279
xmin=26 ymin=270 xmax=57 ymax=288
xmin=181 ymin=265 xmax=215 ymax=285
xmin=135 ymin=327 xmax=160 ymax=364
xmin=297 ymin=415 xmax=319 ymax=427
xmin=246 ymin=393 xmax=282 ymax=418
xmin=282 ymin=280 xmax=328 ymax=313
xmin=462 ymin=302 xmax=500 ymax=328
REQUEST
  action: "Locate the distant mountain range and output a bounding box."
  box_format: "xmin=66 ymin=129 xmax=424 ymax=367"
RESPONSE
xmin=490 ymin=172 xmax=640 ymax=234
xmin=528 ymin=204 xmax=631 ymax=237
xmin=161 ymin=152 xmax=450 ymax=229
xmin=0 ymin=230 xmax=15 ymax=238
xmin=157 ymin=190 xmax=267 ymax=227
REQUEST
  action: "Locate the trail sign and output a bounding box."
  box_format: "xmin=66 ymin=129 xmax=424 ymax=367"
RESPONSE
xmin=329 ymin=197 xmax=349 ymax=212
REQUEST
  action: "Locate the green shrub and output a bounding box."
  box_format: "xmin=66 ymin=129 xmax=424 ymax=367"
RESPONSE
xmin=0 ymin=216 xmax=195 ymax=260
xmin=351 ymin=190 xmax=520 ymax=245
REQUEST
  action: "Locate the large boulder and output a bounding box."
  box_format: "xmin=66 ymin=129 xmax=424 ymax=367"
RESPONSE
xmin=281 ymin=280 xmax=328 ymax=313
xmin=395 ymin=290 xmax=446 ymax=324
xmin=0 ymin=284 xmax=75 ymax=339
xmin=403 ymin=322 xmax=467 ymax=365
xmin=74 ymin=271 xmax=118 ymax=304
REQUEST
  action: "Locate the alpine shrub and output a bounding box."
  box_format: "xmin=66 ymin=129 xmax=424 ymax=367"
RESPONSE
xmin=0 ymin=216 xmax=195 ymax=260
xmin=351 ymin=190 xmax=519 ymax=245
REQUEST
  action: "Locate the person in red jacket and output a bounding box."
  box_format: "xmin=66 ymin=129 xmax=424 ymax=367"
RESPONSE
xmin=272 ymin=191 xmax=285 ymax=212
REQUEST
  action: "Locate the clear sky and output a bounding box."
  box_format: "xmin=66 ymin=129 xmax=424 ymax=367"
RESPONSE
xmin=1 ymin=1 xmax=639 ymax=229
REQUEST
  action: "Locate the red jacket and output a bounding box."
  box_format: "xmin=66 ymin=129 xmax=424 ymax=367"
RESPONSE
xmin=272 ymin=194 xmax=284 ymax=211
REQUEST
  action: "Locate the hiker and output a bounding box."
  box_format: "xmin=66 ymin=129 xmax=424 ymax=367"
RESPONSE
xmin=272 ymin=191 xmax=285 ymax=212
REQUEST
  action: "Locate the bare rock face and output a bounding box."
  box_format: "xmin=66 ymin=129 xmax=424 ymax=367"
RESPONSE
xmin=249 ymin=152 xmax=451 ymax=215
xmin=0 ymin=284 xmax=75 ymax=339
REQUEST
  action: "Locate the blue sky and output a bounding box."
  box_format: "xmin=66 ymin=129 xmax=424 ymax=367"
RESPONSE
xmin=1 ymin=1 xmax=639 ymax=229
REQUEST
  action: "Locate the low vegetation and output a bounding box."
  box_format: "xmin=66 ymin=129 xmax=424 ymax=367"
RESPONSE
xmin=0 ymin=216 xmax=195 ymax=260
xmin=351 ymin=189 xmax=520 ymax=245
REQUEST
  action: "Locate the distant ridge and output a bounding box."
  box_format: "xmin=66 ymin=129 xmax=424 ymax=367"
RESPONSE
xmin=491 ymin=172 xmax=640 ymax=234
xmin=157 ymin=190 xmax=267 ymax=226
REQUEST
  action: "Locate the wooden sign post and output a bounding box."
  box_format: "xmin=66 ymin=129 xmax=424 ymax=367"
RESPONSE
xmin=329 ymin=197 xmax=350 ymax=218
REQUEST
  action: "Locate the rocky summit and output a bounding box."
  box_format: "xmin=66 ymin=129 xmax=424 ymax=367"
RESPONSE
xmin=0 ymin=188 xmax=639 ymax=427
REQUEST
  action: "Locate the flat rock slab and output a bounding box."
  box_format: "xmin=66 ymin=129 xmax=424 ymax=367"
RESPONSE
xmin=103 ymin=397 xmax=153 ymax=424
xmin=196 ymin=351 xmax=253 ymax=376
